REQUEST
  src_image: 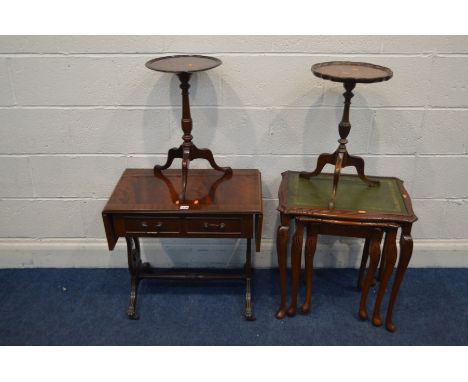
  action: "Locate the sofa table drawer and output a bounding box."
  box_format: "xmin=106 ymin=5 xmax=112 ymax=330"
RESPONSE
xmin=186 ymin=217 xmax=243 ymax=235
xmin=125 ymin=218 xmax=181 ymax=234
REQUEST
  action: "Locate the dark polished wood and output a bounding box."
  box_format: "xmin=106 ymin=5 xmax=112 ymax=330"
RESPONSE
xmin=286 ymin=217 xmax=392 ymax=320
xmin=301 ymin=61 xmax=393 ymax=209
xmin=311 ymin=61 xmax=393 ymax=84
xmin=145 ymin=55 xmax=222 ymax=73
xmin=146 ymin=55 xmax=231 ymax=202
xmin=278 ymin=172 xmax=416 ymax=224
xmin=358 ymin=230 xmax=382 ymax=320
xmin=357 ymin=238 xmax=370 ymax=289
xmin=286 ymin=219 xmax=305 ymax=317
xmin=385 ymin=224 xmax=414 ymax=332
xmin=276 ymin=171 xmax=417 ymax=332
xmin=275 ymin=214 xmax=290 ymax=319
xmin=301 ymin=223 xmax=318 ymax=314
xmin=103 ymin=169 xmax=263 ymax=320
xmin=372 ymin=228 xmax=398 ymax=327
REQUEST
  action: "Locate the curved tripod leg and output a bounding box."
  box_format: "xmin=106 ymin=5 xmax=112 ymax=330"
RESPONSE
xmin=154 ymin=146 xmax=183 ymax=173
xmin=190 ymin=145 xmax=232 ymax=174
xmin=275 ymin=218 xmax=290 ymax=319
xmin=346 ymin=153 xmax=380 ymax=187
xmin=358 ymin=232 xmax=381 ymax=320
xmin=386 ymin=228 xmax=413 ymax=332
xmin=300 ymin=152 xmax=336 ymax=178
xmin=329 ymin=152 xmax=344 ymax=209
xmin=372 ymin=229 xmax=397 ymax=327
xmin=301 ymin=224 xmax=318 ymax=314
xmin=180 ymin=147 xmax=190 ymax=202
xmin=287 ymin=220 xmax=305 ymax=317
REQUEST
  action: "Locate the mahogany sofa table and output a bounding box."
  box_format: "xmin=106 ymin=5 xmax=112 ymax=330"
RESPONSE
xmin=275 ymin=171 xmax=417 ymax=332
xmin=102 ymin=169 xmax=263 ymax=321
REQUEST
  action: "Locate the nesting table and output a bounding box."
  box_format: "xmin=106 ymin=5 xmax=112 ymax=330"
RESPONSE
xmin=275 ymin=171 xmax=417 ymax=332
xmin=102 ymin=169 xmax=263 ymax=320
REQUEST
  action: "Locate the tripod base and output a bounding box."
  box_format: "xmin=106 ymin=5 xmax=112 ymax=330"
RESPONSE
xmin=154 ymin=143 xmax=232 ymax=202
xmin=300 ymin=150 xmax=379 ymax=209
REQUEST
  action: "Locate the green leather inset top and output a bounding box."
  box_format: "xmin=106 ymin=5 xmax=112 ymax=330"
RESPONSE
xmin=287 ymin=173 xmax=408 ymax=214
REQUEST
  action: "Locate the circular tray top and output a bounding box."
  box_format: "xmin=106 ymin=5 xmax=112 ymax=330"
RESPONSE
xmin=312 ymin=61 xmax=393 ymax=84
xmin=145 ymin=55 xmax=222 ymax=74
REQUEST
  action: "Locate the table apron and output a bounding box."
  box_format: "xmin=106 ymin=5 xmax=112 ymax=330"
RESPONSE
xmin=112 ymin=214 xmax=255 ymax=239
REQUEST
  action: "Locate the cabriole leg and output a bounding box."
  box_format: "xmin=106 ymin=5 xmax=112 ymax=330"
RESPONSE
xmin=287 ymin=220 xmax=305 ymax=317
xmin=275 ymin=215 xmax=290 ymax=319
xmin=386 ymin=226 xmax=414 ymax=332
xmin=301 ymin=224 xmax=318 ymax=314
xmin=358 ymin=232 xmax=381 ymax=320
xmin=372 ymin=229 xmax=397 ymax=327
xmin=357 ymin=238 xmax=370 ymax=290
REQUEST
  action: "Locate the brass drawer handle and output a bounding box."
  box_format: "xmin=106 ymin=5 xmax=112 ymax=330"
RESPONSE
xmin=155 ymin=222 xmax=163 ymax=230
xmin=203 ymin=222 xmax=226 ymax=230
xmin=141 ymin=222 xmax=163 ymax=231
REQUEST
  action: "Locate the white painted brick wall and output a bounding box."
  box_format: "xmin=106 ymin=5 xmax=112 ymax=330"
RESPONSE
xmin=0 ymin=36 xmax=467 ymax=267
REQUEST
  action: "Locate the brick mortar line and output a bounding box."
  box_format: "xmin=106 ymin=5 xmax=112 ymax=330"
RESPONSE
xmin=0 ymin=197 xmax=108 ymax=201
xmin=1 ymin=105 xmax=467 ymax=111
xmin=0 ymin=154 xmax=165 ymax=157
xmin=0 ymin=237 xmax=467 ymax=241
xmin=0 ymin=104 xmax=468 ymax=111
xmin=0 ymin=53 xmax=440 ymax=58
xmin=0 ymin=152 xmax=424 ymax=158
xmin=0 ymin=239 xmax=257 ymax=243
xmin=436 ymin=54 xmax=468 ymax=58
xmin=1 ymin=153 xmax=465 ymax=158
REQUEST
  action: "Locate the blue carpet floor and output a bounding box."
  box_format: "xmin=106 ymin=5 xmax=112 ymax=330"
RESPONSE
xmin=0 ymin=268 xmax=466 ymax=345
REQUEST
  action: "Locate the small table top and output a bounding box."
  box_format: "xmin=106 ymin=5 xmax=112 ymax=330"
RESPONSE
xmin=312 ymin=61 xmax=393 ymax=84
xmin=278 ymin=171 xmax=416 ymax=224
xmin=103 ymin=169 xmax=262 ymax=215
xmin=145 ymin=55 xmax=222 ymax=74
